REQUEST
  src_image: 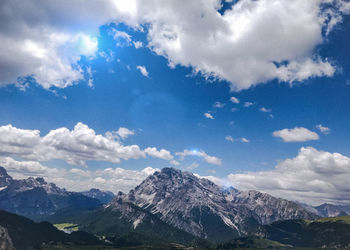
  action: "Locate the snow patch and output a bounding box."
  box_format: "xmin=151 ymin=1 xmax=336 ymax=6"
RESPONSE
xmin=133 ymin=218 xmax=142 ymax=229
xmin=220 ymin=214 xmax=240 ymax=234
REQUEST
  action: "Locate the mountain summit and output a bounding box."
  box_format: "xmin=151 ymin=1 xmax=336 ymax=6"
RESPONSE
xmin=0 ymin=166 xmax=101 ymax=219
xmin=110 ymin=167 xmax=317 ymax=241
xmin=0 ymin=167 xmax=13 ymax=188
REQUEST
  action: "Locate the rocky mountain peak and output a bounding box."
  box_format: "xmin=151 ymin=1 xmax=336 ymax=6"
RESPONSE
xmin=0 ymin=167 xmax=12 ymax=188
xmin=109 ymin=167 xmax=318 ymax=241
xmin=80 ymin=188 xmax=115 ymax=203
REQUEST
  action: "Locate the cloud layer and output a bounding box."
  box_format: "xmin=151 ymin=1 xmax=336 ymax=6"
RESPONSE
xmin=0 ymin=123 xmax=173 ymax=166
xmin=227 ymin=147 xmax=350 ymax=205
xmin=0 ymin=0 xmax=348 ymax=90
xmin=1 ymin=156 xmax=159 ymax=193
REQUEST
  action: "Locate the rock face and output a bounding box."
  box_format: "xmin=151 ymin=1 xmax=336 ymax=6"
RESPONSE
xmin=79 ymin=192 xmax=197 ymax=245
xmin=110 ymin=168 xmax=317 ymax=242
xmin=0 ymin=225 xmax=15 ymax=250
xmin=0 ymin=167 xmax=101 ymax=218
xmin=80 ymin=188 xmax=115 ymax=204
xmin=229 ymin=190 xmax=318 ymax=224
xmin=314 ymin=203 xmax=350 ymax=217
xmin=0 ymin=167 xmax=13 ymax=188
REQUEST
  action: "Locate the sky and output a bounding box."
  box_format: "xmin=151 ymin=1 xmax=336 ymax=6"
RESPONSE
xmin=1 ymin=0 xmax=350 ymax=205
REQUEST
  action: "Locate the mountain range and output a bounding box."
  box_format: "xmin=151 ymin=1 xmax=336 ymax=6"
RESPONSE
xmin=107 ymin=167 xmax=317 ymax=242
xmin=0 ymin=166 xmax=349 ymax=249
xmin=0 ymin=167 xmax=114 ymax=220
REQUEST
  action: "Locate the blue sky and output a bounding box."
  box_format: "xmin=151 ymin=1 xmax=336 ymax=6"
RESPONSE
xmin=1 ymin=0 xmax=350 ymax=205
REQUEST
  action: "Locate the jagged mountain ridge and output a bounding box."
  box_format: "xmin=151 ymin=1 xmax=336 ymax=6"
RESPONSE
xmin=0 ymin=167 xmax=101 ymax=219
xmin=299 ymin=202 xmax=350 ymax=217
xmin=77 ymin=194 xmax=198 ymax=245
xmin=80 ymin=188 xmax=115 ymax=204
xmin=111 ymin=167 xmax=317 ymax=241
xmin=314 ymin=203 xmax=350 ymax=217
xmin=0 ymin=167 xmax=13 ymax=188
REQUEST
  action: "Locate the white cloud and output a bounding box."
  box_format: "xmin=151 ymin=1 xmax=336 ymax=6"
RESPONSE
xmin=241 ymin=137 xmax=250 ymax=143
xmin=276 ymin=57 xmax=335 ymax=82
xmin=227 ymin=147 xmax=350 ymax=205
xmin=225 ymin=135 xmax=235 ymax=142
xmin=144 ymin=147 xmax=174 ymax=161
xmin=132 ymin=0 xmax=344 ymax=90
xmin=1 ymin=156 xmax=160 ymax=193
xmin=1 ymin=0 xmax=348 ymax=90
xmin=93 ymin=177 xmax=106 ymax=184
xmin=0 ymin=0 xmax=110 ymax=89
xmin=204 ymin=112 xmax=214 ymax=120
xmin=213 ymin=101 xmax=226 ymax=108
xmin=110 ymin=28 xmax=132 ymax=47
xmin=116 ymin=127 xmax=135 ymax=139
xmin=244 ymin=102 xmax=254 ymax=107
xmin=136 ymin=65 xmax=149 ymax=77
xmin=230 ymin=96 xmax=240 ymax=104
xmin=316 ymin=124 xmax=331 ymax=134
xmin=0 ymin=123 xmax=174 ymax=166
xmin=259 ymin=107 xmax=271 ymax=113
xmin=0 ymin=157 xmax=62 ymax=178
xmin=194 ymin=173 xmax=225 ymax=187
xmin=273 ymin=127 xmax=320 ymax=142
xmin=225 ymin=136 xmax=250 ymax=143
xmin=133 ymin=41 xmax=143 ymax=49
xmin=176 ymin=149 xmax=222 ymax=166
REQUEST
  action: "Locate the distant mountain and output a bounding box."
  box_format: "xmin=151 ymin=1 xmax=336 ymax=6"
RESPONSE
xmin=0 ymin=166 xmax=12 ymax=188
xmin=314 ymin=203 xmax=350 ymax=217
xmin=0 ymin=167 xmax=101 ymax=219
xmin=0 ymin=210 xmax=102 ymax=250
xmin=256 ymin=215 xmax=350 ymax=248
xmin=104 ymin=168 xmax=317 ymax=242
xmin=299 ymin=201 xmax=350 ymax=217
xmin=80 ymin=188 xmax=115 ymax=203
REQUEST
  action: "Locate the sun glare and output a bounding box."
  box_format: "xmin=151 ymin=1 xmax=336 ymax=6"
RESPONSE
xmin=78 ymin=34 xmax=98 ymax=57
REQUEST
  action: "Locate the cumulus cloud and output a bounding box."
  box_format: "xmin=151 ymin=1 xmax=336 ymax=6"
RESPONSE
xmin=273 ymin=127 xmax=320 ymax=142
xmin=176 ymin=149 xmax=222 ymax=166
xmin=133 ymin=41 xmax=143 ymax=49
xmin=1 ymin=156 xmax=159 ymax=193
xmin=259 ymin=107 xmax=271 ymax=113
xmin=204 ymin=112 xmax=214 ymax=120
xmin=227 ymin=147 xmax=350 ymax=205
xmin=316 ymin=124 xmax=331 ymax=134
xmin=144 ymin=147 xmax=174 ymax=160
xmin=131 ymin=0 xmax=345 ymax=90
xmin=1 ymin=0 xmax=348 ymax=90
xmin=0 ymin=0 xmax=110 ymax=89
xmin=110 ymin=28 xmax=132 ymax=47
xmin=136 ymin=65 xmax=149 ymax=77
xmin=230 ymin=97 xmax=240 ymax=104
xmin=244 ymin=102 xmax=254 ymax=107
xmin=213 ymin=101 xmax=226 ymax=108
xmin=116 ymin=127 xmax=135 ymax=139
xmin=0 ymin=123 xmax=173 ymax=166
xmin=0 ymin=157 xmax=62 ymax=178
